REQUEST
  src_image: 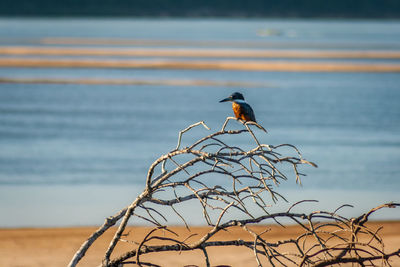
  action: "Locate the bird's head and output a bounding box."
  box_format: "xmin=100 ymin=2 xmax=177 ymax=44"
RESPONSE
xmin=219 ymin=92 xmax=245 ymax=103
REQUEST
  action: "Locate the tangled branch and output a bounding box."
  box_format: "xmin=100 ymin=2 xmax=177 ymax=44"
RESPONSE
xmin=68 ymin=120 xmax=399 ymax=267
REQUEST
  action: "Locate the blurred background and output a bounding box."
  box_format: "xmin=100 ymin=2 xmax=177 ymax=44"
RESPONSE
xmin=0 ymin=1 xmax=399 ymax=227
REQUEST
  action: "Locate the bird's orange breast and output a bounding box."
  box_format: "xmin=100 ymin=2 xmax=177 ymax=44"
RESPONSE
xmin=231 ymin=101 xmax=256 ymax=122
xmin=232 ymin=102 xmax=249 ymax=121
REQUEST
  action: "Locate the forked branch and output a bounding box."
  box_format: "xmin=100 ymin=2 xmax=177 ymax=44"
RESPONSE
xmin=68 ymin=120 xmax=398 ymax=267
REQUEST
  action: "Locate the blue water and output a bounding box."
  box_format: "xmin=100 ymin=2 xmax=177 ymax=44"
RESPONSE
xmin=0 ymin=18 xmax=399 ymax=226
xmin=1 ymin=73 xmax=399 ymax=188
xmin=2 ymin=18 xmax=400 ymax=50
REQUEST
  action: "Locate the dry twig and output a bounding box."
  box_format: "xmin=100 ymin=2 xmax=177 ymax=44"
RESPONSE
xmin=68 ymin=120 xmax=399 ymax=267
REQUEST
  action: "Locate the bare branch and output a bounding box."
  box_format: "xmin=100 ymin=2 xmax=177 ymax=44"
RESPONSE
xmin=68 ymin=120 xmax=399 ymax=267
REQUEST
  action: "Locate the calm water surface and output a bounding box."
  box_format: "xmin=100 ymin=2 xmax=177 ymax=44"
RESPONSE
xmin=0 ymin=19 xmax=399 ymax=226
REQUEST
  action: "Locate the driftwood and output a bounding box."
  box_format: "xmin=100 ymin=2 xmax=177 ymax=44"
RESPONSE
xmin=68 ymin=119 xmax=399 ymax=267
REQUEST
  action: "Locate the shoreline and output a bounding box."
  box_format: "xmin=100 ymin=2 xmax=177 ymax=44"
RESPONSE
xmin=2 ymin=218 xmax=400 ymax=230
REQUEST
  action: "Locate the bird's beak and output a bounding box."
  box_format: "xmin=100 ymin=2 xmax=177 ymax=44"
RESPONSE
xmin=219 ymin=97 xmax=231 ymax=103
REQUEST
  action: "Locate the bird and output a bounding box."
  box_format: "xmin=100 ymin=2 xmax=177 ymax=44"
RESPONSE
xmin=219 ymin=92 xmax=257 ymax=122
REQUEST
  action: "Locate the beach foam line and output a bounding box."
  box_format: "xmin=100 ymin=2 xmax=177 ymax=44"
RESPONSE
xmin=1 ymin=46 xmax=400 ymax=59
xmin=1 ymin=57 xmax=400 ymax=72
xmin=0 ymin=77 xmax=271 ymax=87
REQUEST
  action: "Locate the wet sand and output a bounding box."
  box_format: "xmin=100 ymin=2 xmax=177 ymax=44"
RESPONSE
xmin=1 ymin=221 xmax=399 ymax=267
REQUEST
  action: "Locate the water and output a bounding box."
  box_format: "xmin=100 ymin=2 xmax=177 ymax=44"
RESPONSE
xmin=0 ymin=18 xmax=399 ymax=227
xmin=2 ymin=18 xmax=400 ymax=49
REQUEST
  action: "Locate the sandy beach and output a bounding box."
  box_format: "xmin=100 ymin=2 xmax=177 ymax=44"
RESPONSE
xmin=1 ymin=221 xmax=399 ymax=267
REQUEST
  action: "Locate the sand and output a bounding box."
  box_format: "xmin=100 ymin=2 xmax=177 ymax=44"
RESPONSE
xmin=2 ymin=46 xmax=400 ymax=59
xmin=1 ymin=57 xmax=400 ymax=72
xmin=2 ymin=44 xmax=400 ymax=72
xmin=1 ymin=221 xmax=399 ymax=267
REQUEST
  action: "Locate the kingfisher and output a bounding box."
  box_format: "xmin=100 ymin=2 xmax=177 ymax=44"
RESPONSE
xmin=219 ymin=92 xmax=257 ymax=122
